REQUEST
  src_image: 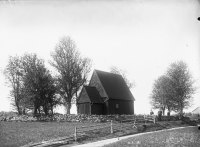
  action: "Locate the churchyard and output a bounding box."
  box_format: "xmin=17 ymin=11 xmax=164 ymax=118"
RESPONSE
xmin=0 ymin=112 xmax=199 ymax=147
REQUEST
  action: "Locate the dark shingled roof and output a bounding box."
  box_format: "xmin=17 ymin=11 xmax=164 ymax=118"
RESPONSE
xmin=95 ymin=70 xmax=135 ymax=101
xmin=84 ymin=86 xmax=104 ymax=103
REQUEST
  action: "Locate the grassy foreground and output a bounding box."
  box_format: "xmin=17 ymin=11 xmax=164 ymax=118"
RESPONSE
xmin=0 ymin=121 xmax=96 ymax=147
xmin=103 ymin=126 xmax=200 ymax=147
xmin=0 ymin=120 xmax=198 ymax=147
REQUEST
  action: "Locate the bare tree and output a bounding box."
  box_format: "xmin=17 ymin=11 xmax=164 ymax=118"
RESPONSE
xmin=166 ymin=61 xmax=196 ymax=113
xmin=110 ymin=66 xmax=135 ymax=89
xmin=50 ymin=36 xmax=91 ymax=114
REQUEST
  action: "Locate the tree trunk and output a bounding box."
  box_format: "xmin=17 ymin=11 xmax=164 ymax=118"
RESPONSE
xmin=15 ymin=100 xmax=22 ymax=115
xmin=163 ymin=109 xmax=165 ymax=116
xmin=180 ymin=108 xmax=183 ymax=114
xmin=22 ymin=108 xmax=26 ymax=115
xmin=17 ymin=105 xmax=22 ymax=115
xmin=64 ymin=95 xmax=72 ymax=114
xmin=38 ymin=107 xmax=41 ymax=115
xmin=65 ymin=103 xmax=71 ymax=114
xmin=43 ymin=106 xmax=48 ymax=116
xmin=51 ymin=107 xmax=53 ymax=115
xmin=33 ymin=107 xmax=37 ymax=117
xmin=167 ymin=107 xmax=170 ymax=116
xmin=179 ymin=102 xmax=183 ymax=114
xmin=162 ymin=107 xmax=165 ymax=116
xmin=50 ymin=105 xmax=53 ymax=115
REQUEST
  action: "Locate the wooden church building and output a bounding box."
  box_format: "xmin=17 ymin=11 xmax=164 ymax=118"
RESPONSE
xmin=77 ymin=70 xmax=135 ymax=115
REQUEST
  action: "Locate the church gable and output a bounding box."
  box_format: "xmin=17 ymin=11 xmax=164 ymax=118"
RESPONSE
xmin=89 ymin=70 xmax=108 ymax=99
xmin=77 ymin=86 xmax=104 ymax=104
xmin=94 ymin=70 xmax=135 ymax=101
xmin=77 ymin=87 xmax=91 ymax=103
xmin=84 ymin=86 xmax=103 ymax=103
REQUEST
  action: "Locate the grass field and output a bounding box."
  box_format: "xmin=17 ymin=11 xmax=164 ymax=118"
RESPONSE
xmin=103 ymin=126 xmax=200 ymax=147
xmin=0 ymin=121 xmax=97 ymax=147
xmin=0 ymin=120 xmax=198 ymax=147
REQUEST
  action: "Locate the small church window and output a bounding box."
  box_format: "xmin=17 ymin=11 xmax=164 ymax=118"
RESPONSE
xmin=116 ymin=104 xmax=119 ymax=108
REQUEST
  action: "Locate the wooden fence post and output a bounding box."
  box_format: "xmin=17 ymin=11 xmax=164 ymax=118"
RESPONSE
xmin=153 ymin=116 xmax=156 ymax=123
xmin=111 ymin=120 xmax=113 ymax=134
xmin=74 ymin=126 xmax=77 ymax=142
xmin=120 ymin=120 xmax=122 ymax=132
xmin=144 ymin=115 xmax=146 ymax=125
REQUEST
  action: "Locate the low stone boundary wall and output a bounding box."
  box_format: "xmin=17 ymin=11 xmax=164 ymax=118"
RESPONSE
xmin=0 ymin=114 xmax=152 ymax=122
xmin=2 ymin=113 xmax=191 ymax=123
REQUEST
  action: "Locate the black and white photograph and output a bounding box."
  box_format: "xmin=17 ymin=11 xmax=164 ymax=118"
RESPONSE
xmin=0 ymin=0 xmax=200 ymax=146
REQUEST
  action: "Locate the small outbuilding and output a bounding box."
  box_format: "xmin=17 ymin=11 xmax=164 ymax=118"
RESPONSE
xmin=77 ymin=69 xmax=135 ymax=115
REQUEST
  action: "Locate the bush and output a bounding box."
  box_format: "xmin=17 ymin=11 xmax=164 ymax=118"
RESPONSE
xmin=181 ymin=116 xmax=197 ymax=126
xmin=137 ymin=125 xmax=146 ymax=132
xmin=161 ymin=116 xmax=177 ymax=121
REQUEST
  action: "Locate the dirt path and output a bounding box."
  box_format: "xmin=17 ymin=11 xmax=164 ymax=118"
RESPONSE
xmin=69 ymin=126 xmax=197 ymax=147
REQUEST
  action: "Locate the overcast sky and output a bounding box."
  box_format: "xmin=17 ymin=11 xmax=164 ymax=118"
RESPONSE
xmin=0 ymin=0 xmax=200 ymax=114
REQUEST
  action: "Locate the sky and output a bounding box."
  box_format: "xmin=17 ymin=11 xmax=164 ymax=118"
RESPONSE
xmin=0 ymin=0 xmax=200 ymax=114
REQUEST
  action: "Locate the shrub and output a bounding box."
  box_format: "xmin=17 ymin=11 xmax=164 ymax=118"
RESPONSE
xmin=181 ymin=116 xmax=197 ymax=126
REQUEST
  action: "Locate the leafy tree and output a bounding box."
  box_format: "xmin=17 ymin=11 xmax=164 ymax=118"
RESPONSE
xmin=4 ymin=53 xmax=58 ymax=116
xmin=110 ymin=66 xmax=135 ymax=89
xmin=39 ymin=73 xmax=60 ymax=115
xmin=150 ymin=75 xmax=174 ymax=115
xmin=50 ymin=36 xmax=91 ymax=114
xmin=150 ymin=61 xmax=196 ymax=115
xmin=21 ymin=53 xmax=58 ymax=116
xmin=166 ymin=61 xmax=196 ymax=113
xmin=4 ymin=55 xmax=25 ymax=115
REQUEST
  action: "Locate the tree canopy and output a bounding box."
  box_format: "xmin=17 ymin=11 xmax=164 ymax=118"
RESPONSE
xmin=166 ymin=61 xmax=196 ymax=113
xmin=21 ymin=53 xmax=58 ymax=116
xmin=150 ymin=61 xmax=196 ymax=115
xmin=150 ymin=75 xmax=174 ymax=115
xmin=4 ymin=53 xmax=58 ymax=116
xmin=4 ymin=55 xmax=25 ymax=114
xmin=4 ymin=36 xmax=91 ymax=115
xmin=50 ymin=36 xmax=91 ymax=114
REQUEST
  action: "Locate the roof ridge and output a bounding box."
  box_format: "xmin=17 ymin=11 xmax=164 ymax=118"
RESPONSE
xmin=84 ymin=85 xmax=96 ymax=88
xmin=94 ymin=69 xmax=122 ymax=76
xmin=192 ymin=106 xmax=200 ymax=112
xmin=93 ymin=69 xmax=135 ymax=101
